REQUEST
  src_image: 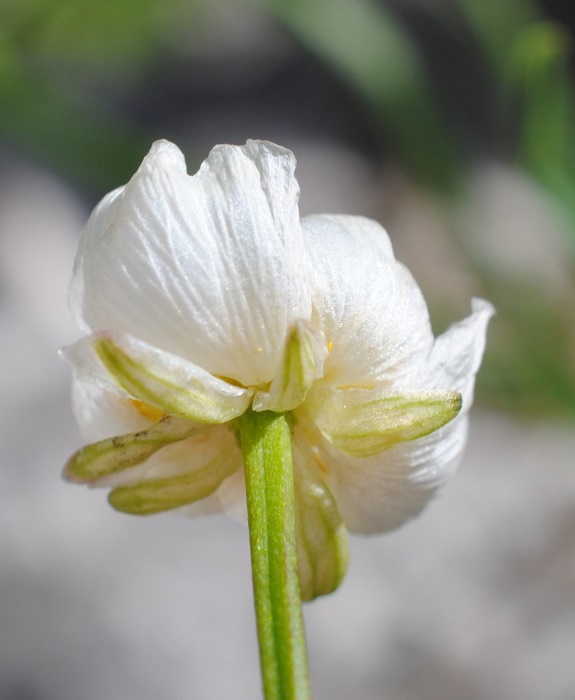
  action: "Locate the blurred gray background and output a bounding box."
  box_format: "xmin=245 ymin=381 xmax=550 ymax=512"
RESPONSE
xmin=2 ymin=1 xmax=575 ymax=698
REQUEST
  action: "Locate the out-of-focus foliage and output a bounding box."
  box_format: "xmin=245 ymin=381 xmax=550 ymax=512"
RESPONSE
xmin=257 ymin=0 xmax=461 ymax=192
xmin=0 ymin=0 xmax=199 ymax=187
xmin=1 ymin=0 xmax=574 ymax=418
xmin=2 ymin=0 xmax=175 ymax=72
xmin=449 ymin=0 xmax=539 ymax=76
xmin=508 ymin=24 xmax=575 ymax=216
xmin=447 ymin=0 xmax=575 ymax=239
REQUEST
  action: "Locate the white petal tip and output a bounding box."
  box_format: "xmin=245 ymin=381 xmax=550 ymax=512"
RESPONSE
xmin=142 ymin=140 xmax=186 ymax=171
xmin=244 ymin=139 xmax=296 ymax=159
xmin=207 ymin=140 xmax=297 ymax=173
xmin=471 ymin=297 xmax=496 ymax=318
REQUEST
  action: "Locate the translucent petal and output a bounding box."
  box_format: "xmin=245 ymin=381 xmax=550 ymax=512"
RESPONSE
xmin=425 ymin=298 xmax=495 ymax=409
xmin=252 ymin=320 xmax=327 ymax=413
xmin=70 ymin=140 xmax=311 ymax=387
xmin=291 ymin=429 xmax=349 ymax=601
xmin=307 ymin=386 xmax=461 ymax=457
xmin=71 ymin=377 xmax=150 ymax=443
xmin=303 ymin=214 xmax=434 ymax=387
xmin=61 ymin=336 xmax=122 ymax=397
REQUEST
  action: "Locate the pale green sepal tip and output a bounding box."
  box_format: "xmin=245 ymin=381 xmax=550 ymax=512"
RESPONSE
xmin=318 ymin=389 xmax=462 ymax=458
xmin=94 ymin=336 xmax=249 ymax=424
xmin=253 ymin=321 xmax=327 ymax=413
xmin=63 ymin=416 xmax=198 ymax=483
xmin=293 ymin=447 xmax=349 ymax=601
xmin=108 ymin=451 xmax=239 ymax=515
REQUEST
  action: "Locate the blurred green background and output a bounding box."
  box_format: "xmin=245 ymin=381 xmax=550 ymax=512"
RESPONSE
xmin=2 ymin=0 xmax=575 ymax=418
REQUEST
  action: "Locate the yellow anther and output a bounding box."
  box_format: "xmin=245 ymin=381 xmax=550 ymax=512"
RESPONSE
xmin=314 ymin=455 xmax=328 ymax=474
xmin=309 ymin=443 xmax=328 ymax=474
xmin=130 ymin=399 xmax=165 ymax=423
xmin=327 ymin=340 xmax=333 ymax=353
xmin=215 ymin=375 xmax=245 ymax=388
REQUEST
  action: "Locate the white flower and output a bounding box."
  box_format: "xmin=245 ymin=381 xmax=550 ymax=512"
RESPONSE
xmin=63 ymin=140 xmax=493 ymax=599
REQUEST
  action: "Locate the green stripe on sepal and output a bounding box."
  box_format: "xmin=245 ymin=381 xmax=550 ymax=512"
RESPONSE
xmin=292 ymin=437 xmax=349 ymax=601
xmin=253 ymin=320 xmax=327 ymax=413
xmin=64 ymin=415 xmax=198 ymax=483
xmin=311 ymin=388 xmax=462 ymax=458
xmin=94 ymin=334 xmax=251 ymax=423
xmin=108 ymin=445 xmax=239 ymax=515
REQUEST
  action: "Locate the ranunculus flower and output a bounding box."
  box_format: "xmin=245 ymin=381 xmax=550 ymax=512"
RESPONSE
xmin=63 ymin=140 xmax=493 ymax=600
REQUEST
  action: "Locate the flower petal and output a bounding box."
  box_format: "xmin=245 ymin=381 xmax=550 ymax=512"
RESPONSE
xmin=70 ymin=376 xmax=151 ymax=442
xmin=425 ymin=298 xmax=495 ymax=407
xmin=307 ymin=299 xmax=493 ymax=534
xmin=70 ymin=139 xmax=311 ymax=387
xmin=64 ymin=415 xmax=200 ymax=484
xmin=252 ymin=320 xmax=327 ymax=412
xmin=301 ymin=418 xmax=468 ymax=534
xmin=107 ymin=432 xmax=241 ymax=515
xmin=306 ymin=386 xmax=461 ymax=457
xmin=303 ymin=214 xmax=434 ymax=387
xmin=291 ymin=429 xmax=349 ymax=601
xmin=66 ymin=331 xmax=252 ymax=424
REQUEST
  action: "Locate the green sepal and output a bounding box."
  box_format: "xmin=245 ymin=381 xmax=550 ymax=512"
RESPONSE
xmin=108 ymin=443 xmax=239 ymax=515
xmin=64 ymin=415 xmax=198 ymax=484
xmin=310 ymin=388 xmax=462 ymax=457
xmin=252 ymin=320 xmax=327 ymax=413
xmin=292 ymin=438 xmax=349 ymax=601
xmin=94 ymin=334 xmax=251 ymax=423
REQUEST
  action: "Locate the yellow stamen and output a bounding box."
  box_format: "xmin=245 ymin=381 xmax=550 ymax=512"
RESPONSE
xmin=327 ymin=340 xmax=333 ymax=353
xmin=314 ymin=455 xmax=328 ymax=475
xmin=130 ymin=399 xmax=165 ymax=423
xmin=310 ymin=444 xmax=328 ymax=474
xmin=215 ymin=375 xmax=245 ymax=388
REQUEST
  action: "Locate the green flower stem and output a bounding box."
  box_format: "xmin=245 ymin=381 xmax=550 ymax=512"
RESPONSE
xmin=240 ymin=409 xmax=311 ymax=700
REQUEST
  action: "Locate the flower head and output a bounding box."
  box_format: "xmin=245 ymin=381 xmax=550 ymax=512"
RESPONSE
xmin=63 ymin=140 xmax=493 ymax=599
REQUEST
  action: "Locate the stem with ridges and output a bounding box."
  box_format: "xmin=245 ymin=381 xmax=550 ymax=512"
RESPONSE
xmin=240 ymin=409 xmax=311 ymax=700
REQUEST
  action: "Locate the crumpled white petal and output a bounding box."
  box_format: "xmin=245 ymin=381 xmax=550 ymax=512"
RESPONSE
xmin=303 ymin=214 xmax=434 ymax=388
xmin=70 ymin=140 xmax=311 ymax=387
